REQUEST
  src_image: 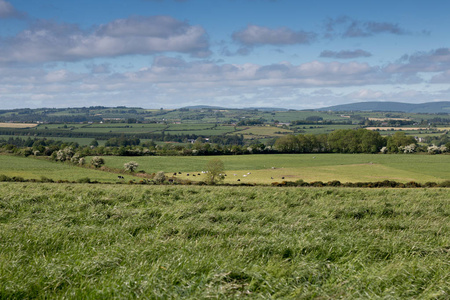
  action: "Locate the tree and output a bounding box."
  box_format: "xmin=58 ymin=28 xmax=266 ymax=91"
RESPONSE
xmin=205 ymin=158 xmax=225 ymax=184
xmin=154 ymin=171 xmax=166 ymax=184
xmin=90 ymin=139 xmax=99 ymax=147
xmin=91 ymin=156 xmax=105 ymax=168
xmin=124 ymin=161 xmax=139 ymax=172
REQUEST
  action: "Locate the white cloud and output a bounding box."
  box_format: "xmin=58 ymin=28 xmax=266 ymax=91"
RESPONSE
xmin=0 ymin=16 xmax=210 ymax=64
xmin=324 ymin=16 xmax=408 ymax=38
xmin=385 ymin=48 xmax=450 ymax=73
xmin=0 ymin=0 xmax=24 ymax=19
xmin=232 ymin=25 xmax=316 ymax=46
xmin=319 ymin=49 xmax=372 ymax=59
xmin=346 ymin=89 xmax=385 ymax=99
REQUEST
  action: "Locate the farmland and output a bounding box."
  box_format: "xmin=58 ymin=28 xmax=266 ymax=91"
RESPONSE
xmin=97 ymin=153 xmax=450 ymax=184
xmin=0 ymin=183 xmax=448 ymax=298
xmin=0 ymin=106 xmax=449 ymax=298
xmin=0 ymin=155 xmax=136 ymax=183
xmin=0 ymin=107 xmax=449 ymax=148
xmin=2 ymin=153 xmax=449 ymax=185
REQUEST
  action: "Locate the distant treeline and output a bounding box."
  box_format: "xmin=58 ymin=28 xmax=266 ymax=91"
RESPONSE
xmin=2 ymin=129 xmax=449 ymax=159
xmin=0 ymin=128 xmax=245 ymax=145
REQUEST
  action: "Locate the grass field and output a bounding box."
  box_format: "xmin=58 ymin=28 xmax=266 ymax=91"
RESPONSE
xmin=2 ymin=153 xmax=450 ymax=184
xmin=0 ymin=155 xmax=135 ymax=182
xmin=0 ymin=183 xmax=448 ymax=298
xmin=96 ymin=154 xmax=450 ymax=184
xmin=232 ymin=126 xmax=293 ymax=138
xmin=291 ymin=124 xmax=359 ymax=134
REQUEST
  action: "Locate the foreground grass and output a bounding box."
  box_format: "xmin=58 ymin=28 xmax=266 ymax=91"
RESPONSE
xmin=0 ymin=183 xmax=449 ymax=298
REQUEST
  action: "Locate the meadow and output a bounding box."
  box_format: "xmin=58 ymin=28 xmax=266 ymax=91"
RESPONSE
xmin=97 ymin=153 xmax=450 ymax=184
xmin=0 ymin=183 xmax=448 ymax=298
xmin=0 ymin=155 xmax=135 ymax=183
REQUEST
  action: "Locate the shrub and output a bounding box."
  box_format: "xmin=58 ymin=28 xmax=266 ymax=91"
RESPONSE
xmin=40 ymin=176 xmax=54 ymax=183
xmin=77 ymin=177 xmax=91 ymax=183
xmin=0 ymin=174 xmax=12 ymax=182
xmin=438 ymin=180 xmax=450 ymax=187
xmin=327 ymin=180 xmax=341 ymax=187
xmin=91 ymin=156 xmax=105 ymax=168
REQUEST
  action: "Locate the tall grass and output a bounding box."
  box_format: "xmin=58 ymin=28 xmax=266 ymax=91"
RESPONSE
xmin=0 ymin=183 xmax=448 ymax=298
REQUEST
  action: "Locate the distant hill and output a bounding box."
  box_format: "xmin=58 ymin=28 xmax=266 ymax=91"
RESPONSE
xmin=182 ymin=105 xmax=288 ymax=111
xmin=316 ymin=101 xmax=450 ymax=114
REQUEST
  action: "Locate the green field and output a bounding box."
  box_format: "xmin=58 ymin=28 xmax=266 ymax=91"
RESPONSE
xmin=96 ymin=154 xmax=450 ymax=184
xmin=0 ymin=183 xmax=448 ymax=298
xmin=0 ymin=155 xmax=135 ymax=182
xmin=2 ymin=153 xmax=450 ymax=184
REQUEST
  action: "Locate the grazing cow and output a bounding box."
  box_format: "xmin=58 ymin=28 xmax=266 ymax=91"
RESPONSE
xmin=243 ymin=175 xmax=247 ymax=177
xmin=281 ymin=177 xmax=285 ymax=179
xmin=198 ymin=173 xmax=201 ymax=175
xmin=118 ymin=175 xmax=124 ymax=179
xmin=193 ymin=174 xmax=196 ymax=176
xmin=178 ymin=172 xmax=181 ymax=174
xmin=173 ymin=173 xmax=177 ymax=176
xmin=186 ymin=173 xmax=189 ymax=176
xmin=237 ymin=179 xmax=240 ymax=181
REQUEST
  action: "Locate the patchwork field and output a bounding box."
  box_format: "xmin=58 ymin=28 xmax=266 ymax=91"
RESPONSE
xmin=0 ymin=184 xmax=448 ymax=298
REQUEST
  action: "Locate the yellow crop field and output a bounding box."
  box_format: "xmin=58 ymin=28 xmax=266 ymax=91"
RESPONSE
xmin=0 ymin=122 xmax=38 ymax=128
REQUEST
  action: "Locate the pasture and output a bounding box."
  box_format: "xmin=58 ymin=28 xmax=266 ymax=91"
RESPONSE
xmin=0 ymin=155 xmax=134 ymax=183
xmin=0 ymin=183 xmax=448 ymax=298
xmin=98 ymin=154 xmax=450 ymax=184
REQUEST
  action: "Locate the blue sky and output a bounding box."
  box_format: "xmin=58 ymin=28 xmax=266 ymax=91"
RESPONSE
xmin=1 ymin=0 xmax=450 ymax=109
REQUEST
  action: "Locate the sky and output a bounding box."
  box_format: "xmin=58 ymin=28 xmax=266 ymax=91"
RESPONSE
xmin=1 ymin=0 xmax=450 ymax=110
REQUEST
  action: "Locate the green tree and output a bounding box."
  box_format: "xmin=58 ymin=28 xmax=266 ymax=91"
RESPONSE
xmin=154 ymin=171 xmax=166 ymax=184
xmin=205 ymin=158 xmax=225 ymax=184
xmin=124 ymin=161 xmax=139 ymax=172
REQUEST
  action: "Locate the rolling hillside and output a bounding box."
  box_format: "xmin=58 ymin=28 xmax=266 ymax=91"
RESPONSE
xmin=316 ymin=101 xmax=450 ymax=113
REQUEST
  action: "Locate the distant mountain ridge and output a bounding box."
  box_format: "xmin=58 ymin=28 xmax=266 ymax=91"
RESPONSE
xmin=315 ymin=101 xmax=450 ymax=113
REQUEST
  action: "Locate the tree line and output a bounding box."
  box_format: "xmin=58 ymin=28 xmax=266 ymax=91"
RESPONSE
xmin=1 ymin=129 xmax=449 ymax=160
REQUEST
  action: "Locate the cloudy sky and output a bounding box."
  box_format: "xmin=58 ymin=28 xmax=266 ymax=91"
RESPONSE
xmin=1 ymin=0 xmax=450 ymax=109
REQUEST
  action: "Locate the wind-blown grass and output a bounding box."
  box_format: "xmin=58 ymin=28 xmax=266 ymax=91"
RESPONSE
xmin=0 ymin=183 xmax=448 ymax=298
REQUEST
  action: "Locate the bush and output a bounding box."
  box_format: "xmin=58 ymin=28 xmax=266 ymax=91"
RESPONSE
xmin=91 ymin=156 xmax=105 ymax=168
xmin=438 ymin=180 xmax=450 ymax=187
xmin=0 ymin=174 xmax=12 ymax=182
xmin=77 ymin=177 xmax=91 ymax=183
xmin=40 ymin=176 xmax=54 ymax=183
